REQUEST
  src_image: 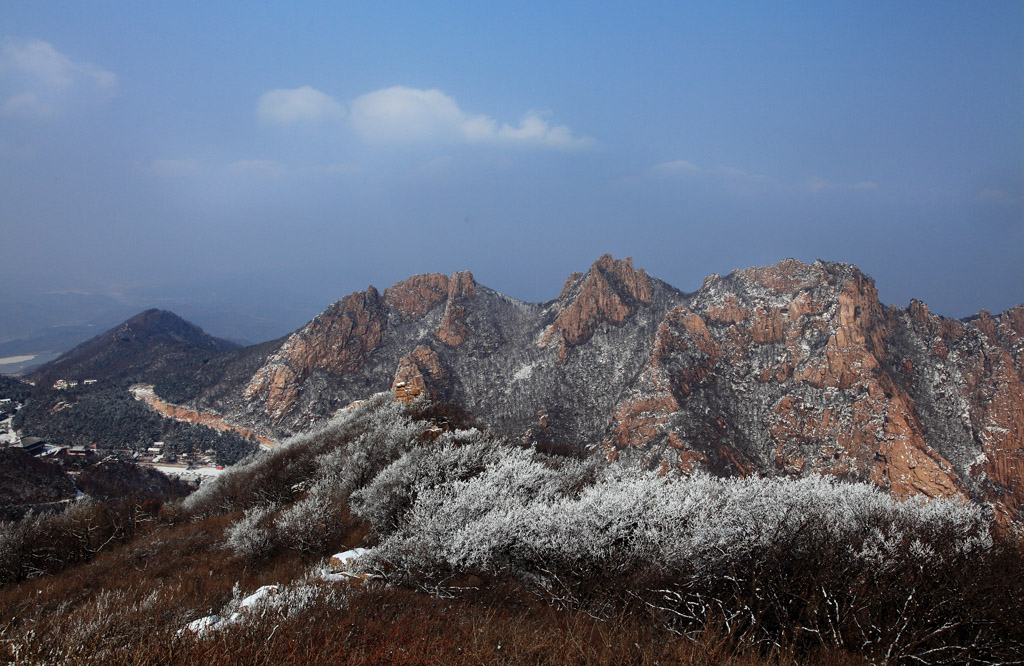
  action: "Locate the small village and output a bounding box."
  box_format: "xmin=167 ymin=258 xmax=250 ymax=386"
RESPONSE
xmin=2 ymin=388 xmax=225 ymax=481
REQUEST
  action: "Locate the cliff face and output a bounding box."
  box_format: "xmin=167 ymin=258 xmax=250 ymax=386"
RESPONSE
xmin=604 ymin=260 xmax=1024 ymax=524
xmin=541 ymin=254 xmax=653 ymax=357
xmin=208 ymin=256 xmax=1023 ymax=525
xmin=243 ymin=272 xmax=482 ymax=423
xmin=890 ymin=302 xmax=1024 ymax=525
xmin=606 ymin=262 xmax=963 ymax=500
xmin=243 ymin=288 xmax=388 ymax=420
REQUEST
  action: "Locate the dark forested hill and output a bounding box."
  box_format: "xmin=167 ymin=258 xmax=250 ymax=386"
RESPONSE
xmin=27 ymin=309 xmax=238 ymax=388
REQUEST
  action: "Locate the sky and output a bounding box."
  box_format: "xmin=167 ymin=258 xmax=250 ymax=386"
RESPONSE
xmin=1 ymin=1 xmax=1021 ymax=339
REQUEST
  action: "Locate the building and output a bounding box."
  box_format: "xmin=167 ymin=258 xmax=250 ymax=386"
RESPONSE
xmin=14 ymin=437 xmax=47 ymax=456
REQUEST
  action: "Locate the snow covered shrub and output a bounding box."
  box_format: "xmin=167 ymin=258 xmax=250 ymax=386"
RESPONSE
xmin=203 ymin=393 xmax=435 ymax=560
xmin=255 ymin=571 xmax=348 ymax=619
xmin=350 ymin=428 xmax=501 ymax=535
xmin=224 ymin=505 xmax=276 ymax=561
xmin=315 ymin=399 xmax=425 ymax=499
xmin=274 ymin=490 xmax=342 ymax=557
xmin=180 ymin=392 xmax=417 ymax=520
xmin=363 ymin=445 xmax=992 ymax=591
xmin=356 ymin=445 xmax=1013 ymax=663
xmin=210 ymin=573 xmax=349 ymax=629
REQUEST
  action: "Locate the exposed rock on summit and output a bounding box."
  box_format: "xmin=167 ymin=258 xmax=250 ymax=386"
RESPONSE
xmin=541 ymin=254 xmax=653 ymax=357
xmin=383 ymin=273 xmax=451 ymax=320
xmin=607 ymin=261 xmax=964 ymax=501
xmin=244 ymin=288 xmax=387 ymax=419
xmin=244 ymin=271 xmax=477 ymax=421
xmin=435 ymin=271 xmax=476 ymax=347
xmin=391 ymin=345 xmax=450 ymax=401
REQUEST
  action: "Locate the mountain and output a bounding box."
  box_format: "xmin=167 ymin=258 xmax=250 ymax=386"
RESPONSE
xmin=27 ymin=309 xmax=239 ymax=387
xmin=201 ymin=255 xmax=1023 ymax=524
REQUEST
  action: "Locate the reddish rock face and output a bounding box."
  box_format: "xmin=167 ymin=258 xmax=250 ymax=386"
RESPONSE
xmin=384 ymin=274 xmax=451 ymax=320
xmin=245 ymin=287 xmax=388 ymax=419
xmin=606 ymin=260 xmax=966 ymax=505
xmin=920 ymin=305 xmax=1024 ymax=526
xmin=392 ymin=345 xmax=450 ymax=400
xmin=435 ymin=271 xmax=476 ymax=347
xmin=244 ymin=271 xmax=476 ymax=420
xmin=541 ymin=254 xmax=652 ymax=357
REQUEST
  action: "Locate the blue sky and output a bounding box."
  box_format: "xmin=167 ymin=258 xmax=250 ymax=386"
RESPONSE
xmin=1 ymin=1 xmax=1021 ymax=335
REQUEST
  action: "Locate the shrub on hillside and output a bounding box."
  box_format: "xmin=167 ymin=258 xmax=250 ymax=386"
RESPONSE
xmin=212 ymin=393 xmax=427 ymax=561
xmin=352 ymin=444 xmax=1017 ymax=663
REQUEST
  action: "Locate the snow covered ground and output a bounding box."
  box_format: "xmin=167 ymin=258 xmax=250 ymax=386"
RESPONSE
xmin=0 ymin=417 xmax=17 ymax=445
xmin=151 ymin=465 xmax=225 ymax=483
xmin=181 ymin=551 xmax=371 ymax=637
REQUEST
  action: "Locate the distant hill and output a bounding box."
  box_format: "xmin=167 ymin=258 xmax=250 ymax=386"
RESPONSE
xmin=28 ymin=309 xmax=238 ymax=387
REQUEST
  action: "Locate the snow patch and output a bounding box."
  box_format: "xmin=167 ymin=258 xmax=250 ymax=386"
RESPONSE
xmin=512 ymin=362 xmax=537 ymax=382
xmin=182 ymin=614 xmax=221 ymax=635
xmin=240 ymin=584 xmax=278 ymax=609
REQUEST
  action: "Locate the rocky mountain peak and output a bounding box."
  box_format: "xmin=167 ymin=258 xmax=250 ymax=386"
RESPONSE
xmin=435 ymin=271 xmax=476 ymax=347
xmin=243 ymin=286 xmax=388 ymax=419
xmin=190 ymin=256 xmax=1024 ymax=527
xmin=383 ymin=273 xmax=451 ymax=320
xmin=540 ymin=254 xmax=653 ymax=357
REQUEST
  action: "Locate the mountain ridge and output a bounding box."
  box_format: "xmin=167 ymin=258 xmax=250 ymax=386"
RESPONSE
xmin=23 ymin=256 xmax=1024 ymax=526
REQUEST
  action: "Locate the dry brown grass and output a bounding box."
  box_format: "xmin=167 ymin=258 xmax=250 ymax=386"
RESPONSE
xmin=2 ymin=498 xmax=1022 ymax=665
xmin=4 ymin=583 xmax=867 ymax=666
xmin=0 ymin=511 xmax=869 ymax=666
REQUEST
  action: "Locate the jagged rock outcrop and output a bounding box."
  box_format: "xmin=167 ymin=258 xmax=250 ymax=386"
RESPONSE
xmin=607 ymin=262 xmax=964 ymax=497
xmin=540 ymin=254 xmax=653 ymax=358
xmin=383 ymin=273 xmax=452 ymax=320
xmin=243 ymin=272 xmax=479 ymax=421
xmin=892 ymin=301 xmax=1024 ymax=525
xmin=391 ymin=345 xmax=451 ymax=401
xmin=435 ymin=271 xmax=476 ymax=347
xmin=244 ymin=288 xmax=388 ymax=419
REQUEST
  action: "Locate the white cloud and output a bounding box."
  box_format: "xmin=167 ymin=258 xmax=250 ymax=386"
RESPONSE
xmin=349 ymin=86 xmax=462 ymax=142
xmin=1 ymin=91 xmax=51 ymax=117
xmin=148 ymin=158 xmax=203 ymax=177
xmin=257 ymin=85 xmax=344 ymax=125
xmin=979 ymin=188 xmax=1021 ymax=206
xmin=227 ymin=159 xmax=286 ymax=176
xmin=349 ymin=86 xmax=591 ymax=149
xmin=647 ymin=159 xmax=772 ymax=186
xmin=648 ymin=160 xmax=701 ymax=177
xmin=646 ymin=159 xmax=877 ymax=196
xmin=0 ymin=38 xmax=116 ymax=118
xmin=805 ymin=177 xmax=878 ymax=193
